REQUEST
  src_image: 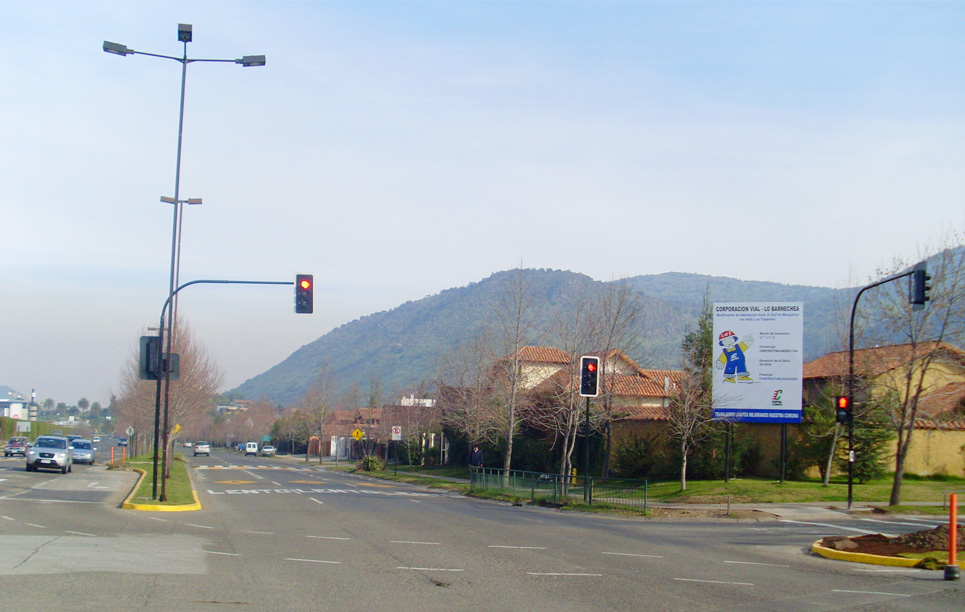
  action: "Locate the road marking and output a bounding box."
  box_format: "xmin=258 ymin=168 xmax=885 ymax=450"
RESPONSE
xmin=832 ymin=589 xmax=911 ymax=597
xmin=528 ymin=572 xmax=603 ymax=577
xmin=675 ymin=578 xmax=754 ymax=586
xmin=149 ymin=517 xmax=167 ymax=522
xmin=26 ymin=523 xmax=46 ymax=529
xmin=392 ymin=540 xmax=442 ymax=545
xmin=1 ymin=516 xmax=14 ymax=521
xmin=214 ymin=480 xmax=256 ymax=485
xmin=65 ymin=530 xmax=95 ymax=537
xmin=779 ymin=519 xmax=897 ymax=538
xmin=490 ymin=545 xmax=547 ymax=550
xmin=859 ymin=517 xmax=941 ymax=528
xmin=185 ymin=523 xmax=214 ymax=530
xmin=291 ymin=480 xmax=327 ymax=485
xmin=307 ymin=535 xmax=350 ymax=541
xmin=241 ymin=530 xmax=273 ymax=535
xmin=287 ymin=558 xmax=340 ymax=564
xmin=205 ymin=551 xmax=240 ymax=556
xmin=309 ymin=497 xmax=325 ymax=505
xmin=602 ymin=552 xmax=663 ymax=558
xmin=398 ymin=567 xmax=464 ymax=572
xmin=272 ymin=482 xmax=283 ymax=486
xmin=724 ymin=560 xmax=789 ymax=568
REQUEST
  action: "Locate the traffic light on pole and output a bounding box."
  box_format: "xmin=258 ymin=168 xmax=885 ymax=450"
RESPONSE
xmin=835 ymin=396 xmax=852 ymax=424
xmin=295 ymin=274 xmax=313 ymax=314
xmin=910 ymin=262 xmax=931 ymax=311
xmin=579 ymin=356 xmax=600 ymax=397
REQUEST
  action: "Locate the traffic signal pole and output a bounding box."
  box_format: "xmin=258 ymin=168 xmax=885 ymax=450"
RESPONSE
xmin=151 ymin=278 xmax=296 ymax=500
xmin=846 ymin=263 xmax=927 ymax=510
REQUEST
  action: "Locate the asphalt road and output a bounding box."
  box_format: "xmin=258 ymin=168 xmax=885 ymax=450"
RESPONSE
xmin=1 ymin=447 xmax=962 ymax=611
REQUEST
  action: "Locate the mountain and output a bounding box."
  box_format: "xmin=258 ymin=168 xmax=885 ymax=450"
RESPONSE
xmin=229 ymin=269 xmax=848 ymax=406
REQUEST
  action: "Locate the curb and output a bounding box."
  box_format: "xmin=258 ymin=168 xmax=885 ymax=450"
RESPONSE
xmin=811 ymin=539 xmax=922 ymax=568
xmin=121 ymin=467 xmax=202 ymax=512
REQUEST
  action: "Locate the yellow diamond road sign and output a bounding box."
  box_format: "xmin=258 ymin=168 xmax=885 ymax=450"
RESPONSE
xmin=352 ymin=428 xmax=364 ymax=441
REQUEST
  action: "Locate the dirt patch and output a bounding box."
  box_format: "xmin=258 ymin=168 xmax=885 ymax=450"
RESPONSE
xmin=645 ymin=507 xmax=773 ymax=521
xmin=821 ymin=524 xmax=965 ymax=557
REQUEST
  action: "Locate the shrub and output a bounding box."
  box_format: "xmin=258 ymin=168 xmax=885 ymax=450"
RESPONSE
xmin=357 ymin=455 xmax=385 ymax=472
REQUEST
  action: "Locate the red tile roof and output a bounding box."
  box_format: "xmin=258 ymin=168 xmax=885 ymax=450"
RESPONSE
xmin=510 ymin=346 xmax=572 ymax=364
xmin=803 ymin=342 xmax=965 ymax=380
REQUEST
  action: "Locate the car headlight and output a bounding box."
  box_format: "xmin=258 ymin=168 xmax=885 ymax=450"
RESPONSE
xmin=27 ymin=449 xmax=37 ymax=456
xmin=54 ymin=452 xmax=66 ymax=459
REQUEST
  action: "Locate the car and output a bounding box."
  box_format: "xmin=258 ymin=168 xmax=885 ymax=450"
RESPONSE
xmin=118 ymin=437 xmax=128 ymax=447
xmin=260 ymin=445 xmax=276 ymax=457
xmin=25 ymin=435 xmax=73 ymax=473
xmin=65 ymin=434 xmax=82 ymax=444
xmin=193 ymin=441 xmax=210 ymax=457
xmin=92 ymin=436 xmax=101 ymax=443
xmin=4 ymin=436 xmax=30 ymax=457
xmin=69 ymin=439 xmax=95 ymax=464
xmin=245 ymin=442 xmax=259 ymax=456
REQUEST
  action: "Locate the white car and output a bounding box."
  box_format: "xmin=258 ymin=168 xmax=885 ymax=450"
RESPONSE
xmin=245 ymin=442 xmax=258 ymax=456
xmin=26 ymin=435 xmax=73 ymax=474
xmin=193 ymin=441 xmax=210 ymax=456
xmin=260 ymin=445 xmax=276 ymax=457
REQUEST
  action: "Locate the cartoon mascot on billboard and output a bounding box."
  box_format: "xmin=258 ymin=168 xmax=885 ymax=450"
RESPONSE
xmin=716 ymin=330 xmax=754 ymax=383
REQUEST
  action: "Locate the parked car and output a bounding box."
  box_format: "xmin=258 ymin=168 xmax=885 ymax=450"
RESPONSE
xmin=25 ymin=435 xmax=73 ymax=474
xmin=193 ymin=441 xmax=210 ymax=457
xmin=118 ymin=437 xmax=128 ymax=447
xmin=260 ymin=445 xmax=276 ymax=457
xmin=245 ymin=442 xmax=259 ymax=456
xmin=69 ymin=439 xmax=95 ymax=464
xmin=4 ymin=436 xmax=30 ymax=457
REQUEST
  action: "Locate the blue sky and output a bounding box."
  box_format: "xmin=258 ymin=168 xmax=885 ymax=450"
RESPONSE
xmin=2 ymin=1 xmax=963 ymax=406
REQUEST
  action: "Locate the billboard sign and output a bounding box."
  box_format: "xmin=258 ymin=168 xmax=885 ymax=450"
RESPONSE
xmin=712 ymin=302 xmax=803 ymax=423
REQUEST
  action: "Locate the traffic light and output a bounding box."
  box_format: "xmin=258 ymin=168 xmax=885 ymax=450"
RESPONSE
xmin=295 ymin=274 xmax=313 ymax=314
xmin=835 ymin=396 xmax=852 ymax=424
xmin=910 ymin=263 xmax=931 ymax=311
xmin=139 ymin=336 xmax=161 ymax=380
xmin=579 ymin=356 xmax=600 ymax=397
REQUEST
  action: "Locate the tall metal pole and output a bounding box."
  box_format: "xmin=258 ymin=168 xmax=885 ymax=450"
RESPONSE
xmin=583 ymin=396 xmax=591 ymax=503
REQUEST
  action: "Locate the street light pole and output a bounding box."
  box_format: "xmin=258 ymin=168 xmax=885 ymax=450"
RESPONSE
xmin=104 ymin=24 xmax=265 ymax=500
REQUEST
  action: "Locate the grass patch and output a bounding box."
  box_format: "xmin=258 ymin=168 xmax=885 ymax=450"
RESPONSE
xmin=126 ymin=453 xmax=195 ymax=505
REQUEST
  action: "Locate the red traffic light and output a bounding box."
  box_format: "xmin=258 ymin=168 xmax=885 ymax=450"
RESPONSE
xmin=837 ymin=396 xmax=850 ymax=410
xmin=295 ymin=274 xmax=314 ymax=314
xmin=586 ymin=362 xmax=597 ymax=373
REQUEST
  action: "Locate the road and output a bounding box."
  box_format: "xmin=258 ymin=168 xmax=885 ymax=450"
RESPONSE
xmin=1 ymin=446 xmax=962 ymax=611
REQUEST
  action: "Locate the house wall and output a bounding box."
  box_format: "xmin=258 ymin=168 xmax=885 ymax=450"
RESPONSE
xmin=890 ymin=429 xmax=965 ymax=477
xmin=520 ymin=364 xmax=565 ymax=389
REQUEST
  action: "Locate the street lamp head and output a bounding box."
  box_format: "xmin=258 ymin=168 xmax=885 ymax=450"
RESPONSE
xmin=103 ymin=41 xmax=133 ymax=56
xmin=238 ymin=55 xmax=266 ymax=67
xmin=178 ymin=23 xmax=193 ymax=43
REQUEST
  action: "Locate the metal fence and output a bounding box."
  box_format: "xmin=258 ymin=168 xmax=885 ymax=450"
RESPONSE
xmin=469 ymin=467 xmax=649 ymax=511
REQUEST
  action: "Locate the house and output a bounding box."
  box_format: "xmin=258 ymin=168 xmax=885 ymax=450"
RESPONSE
xmin=803 ymin=341 xmax=965 ymax=476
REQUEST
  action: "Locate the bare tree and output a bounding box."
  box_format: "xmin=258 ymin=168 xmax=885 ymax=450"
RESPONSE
xmin=438 ymin=328 xmax=502 ymax=447
xmin=666 ymin=291 xmax=714 ymax=491
xmin=862 ymin=231 xmax=965 ymax=505
xmin=301 ymin=367 xmax=336 ymax=465
xmin=590 ymin=280 xmax=642 ymax=477
xmin=114 ymin=319 xmax=222 ymax=469
xmin=490 ymin=266 xmax=539 ymax=478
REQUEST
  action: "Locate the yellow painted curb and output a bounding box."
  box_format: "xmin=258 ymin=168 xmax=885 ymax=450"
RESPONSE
xmin=811 ymin=539 xmax=923 ymax=568
xmin=121 ymin=467 xmax=203 ymax=512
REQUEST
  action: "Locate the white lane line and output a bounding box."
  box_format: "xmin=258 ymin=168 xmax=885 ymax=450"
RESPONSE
xmin=528 ymin=572 xmax=603 ymax=577
xmin=859 ymin=518 xmax=941 ymax=528
xmin=184 ymin=523 xmax=214 ymax=530
xmin=779 ymin=519 xmax=897 ymax=538
xmin=724 ymin=560 xmax=789 ymax=568
xmin=602 ymin=552 xmax=663 ymax=558
xmin=205 ymin=551 xmax=240 ymax=556
xmin=490 ymin=545 xmax=547 ymax=550
xmin=148 ymin=517 xmax=167 ymax=522
xmin=309 ymin=497 xmax=324 ymax=505
xmin=1 ymin=515 xmax=14 ymax=521
xmin=398 ymin=567 xmax=464 ymax=572
xmin=26 ymin=523 xmax=45 ymax=529
xmin=675 ymin=578 xmax=754 ymax=586
xmin=832 ymin=589 xmax=911 ymax=597
xmin=241 ymin=530 xmax=274 ymax=535
xmin=391 ymin=540 xmax=442 ymax=545
xmin=65 ymin=530 xmax=95 ymax=537
xmin=272 ymin=482 xmax=282 ymax=486
xmin=286 ymin=558 xmax=340 ymax=564
xmin=306 ymin=535 xmax=350 ymax=541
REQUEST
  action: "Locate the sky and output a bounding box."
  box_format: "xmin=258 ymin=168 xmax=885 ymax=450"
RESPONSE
xmin=2 ymin=1 xmax=963 ymax=408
